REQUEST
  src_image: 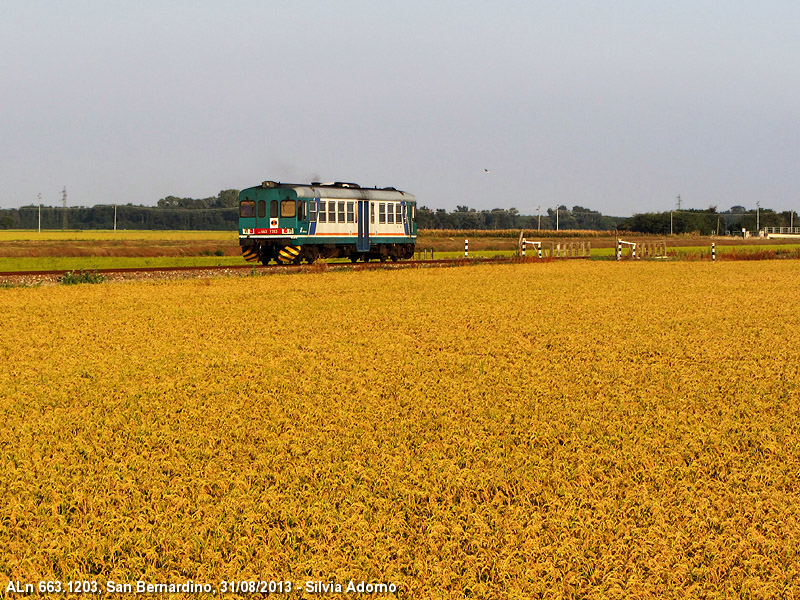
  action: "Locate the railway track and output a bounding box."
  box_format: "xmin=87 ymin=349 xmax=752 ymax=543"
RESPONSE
xmin=0 ymin=256 xmax=560 ymax=283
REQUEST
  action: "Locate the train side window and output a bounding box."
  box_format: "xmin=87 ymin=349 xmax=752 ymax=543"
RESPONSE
xmin=411 ymin=204 xmax=416 ymax=221
xmin=318 ymin=201 xmax=326 ymax=223
xmin=257 ymin=200 xmax=266 ymax=218
xmin=370 ymin=202 xmax=375 ymax=224
xmin=337 ymin=201 xmax=345 ymax=223
xmin=328 ymin=201 xmax=335 ymax=223
xmin=310 ymin=200 xmax=317 ymax=222
xmin=347 ymin=202 xmax=355 ymax=223
xmin=298 ymin=200 xmax=305 ymax=221
xmin=281 ymin=199 xmax=296 ymax=218
xmin=240 ymin=200 xmax=255 ymax=218
xmin=387 ymin=202 xmax=394 ymax=224
xmin=270 ymin=200 xmax=278 ymax=218
xmin=379 ymin=203 xmax=386 ymax=224
xmin=396 ymin=203 xmax=402 ymax=223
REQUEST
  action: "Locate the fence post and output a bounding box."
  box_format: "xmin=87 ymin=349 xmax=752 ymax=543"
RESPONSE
xmin=537 ymin=245 xmax=542 ymax=259
xmin=464 ymin=239 xmax=468 ymax=258
xmin=712 ymin=242 xmax=716 ymax=262
xmin=522 ymin=238 xmax=526 ymax=258
xmin=617 ymin=241 xmax=621 ymax=261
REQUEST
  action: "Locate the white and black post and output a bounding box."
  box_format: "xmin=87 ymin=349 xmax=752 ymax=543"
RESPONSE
xmin=521 ymin=238 xmax=526 ymax=258
xmin=712 ymin=242 xmax=716 ymax=262
xmin=464 ymin=239 xmax=468 ymax=258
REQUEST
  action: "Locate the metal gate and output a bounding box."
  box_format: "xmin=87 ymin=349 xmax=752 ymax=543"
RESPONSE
xmin=357 ymin=201 xmax=370 ymax=252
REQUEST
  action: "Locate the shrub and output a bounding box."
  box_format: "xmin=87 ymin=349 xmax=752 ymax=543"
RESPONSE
xmin=59 ymin=270 xmax=106 ymax=285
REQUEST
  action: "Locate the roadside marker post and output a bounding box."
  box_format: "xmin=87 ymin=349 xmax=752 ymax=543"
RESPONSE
xmin=712 ymin=242 xmax=716 ymax=262
xmin=464 ymin=239 xmax=468 ymax=258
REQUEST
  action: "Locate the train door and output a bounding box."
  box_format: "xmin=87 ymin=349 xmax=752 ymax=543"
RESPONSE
xmin=278 ymin=196 xmax=297 ymax=231
xmin=357 ymin=200 xmax=370 ymax=252
xmin=294 ymin=198 xmax=308 ymax=234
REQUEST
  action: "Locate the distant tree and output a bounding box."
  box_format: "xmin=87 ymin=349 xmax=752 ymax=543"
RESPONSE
xmin=157 ymin=196 xmax=183 ymax=209
xmin=216 ymin=189 xmax=240 ymax=208
xmin=416 ymin=206 xmax=435 ymax=229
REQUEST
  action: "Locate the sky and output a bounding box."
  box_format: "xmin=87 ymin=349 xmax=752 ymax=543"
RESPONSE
xmin=2 ymin=0 xmax=798 ymax=216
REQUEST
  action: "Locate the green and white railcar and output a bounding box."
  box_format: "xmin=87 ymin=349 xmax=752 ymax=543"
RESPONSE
xmin=239 ymin=181 xmax=417 ymax=264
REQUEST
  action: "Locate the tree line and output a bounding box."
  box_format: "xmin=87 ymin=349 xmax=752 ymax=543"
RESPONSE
xmin=0 ymin=190 xmax=240 ymax=230
xmin=0 ymin=191 xmax=795 ymax=234
xmin=621 ymin=206 xmax=797 ymax=235
xmin=417 ymin=205 xmax=623 ymax=231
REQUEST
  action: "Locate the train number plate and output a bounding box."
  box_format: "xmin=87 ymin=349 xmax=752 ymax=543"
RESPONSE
xmin=254 ymin=228 xmax=294 ymax=235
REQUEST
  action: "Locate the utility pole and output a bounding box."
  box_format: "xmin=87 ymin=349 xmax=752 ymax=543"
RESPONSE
xmin=537 ymin=206 xmax=541 ymax=231
xmin=756 ymin=201 xmax=760 ymax=234
xmin=61 ymin=186 xmax=68 ymax=231
xmin=556 ymin=208 xmax=559 ymax=231
xmin=671 ymin=194 xmax=682 ymax=235
xmin=114 ymin=205 xmax=117 ymax=231
xmin=38 ymin=193 xmax=42 ymax=233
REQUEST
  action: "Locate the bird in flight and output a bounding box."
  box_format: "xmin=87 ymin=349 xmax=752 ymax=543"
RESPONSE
xmin=484 ymin=169 xmax=490 ymax=173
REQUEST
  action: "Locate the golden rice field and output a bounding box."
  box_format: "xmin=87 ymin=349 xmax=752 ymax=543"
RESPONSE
xmin=1 ymin=261 xmax=799 ymax=598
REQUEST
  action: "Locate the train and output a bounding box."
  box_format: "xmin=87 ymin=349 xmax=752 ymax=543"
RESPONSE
xmin=239 ymin=181 xmax=417 ymax=264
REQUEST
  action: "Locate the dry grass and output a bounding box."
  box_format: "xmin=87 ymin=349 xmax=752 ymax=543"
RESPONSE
xmin=0 ymin=230 xmax=237 ymax=242
xmin=1 ymin=261 xmax=799 ymax=598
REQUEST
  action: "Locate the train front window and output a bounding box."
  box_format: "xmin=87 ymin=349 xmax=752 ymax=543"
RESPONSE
xmin=240 ymin=200 xmax=255 ymax=218
xmin=298 ymin=200 xmax=305 ymax=221
xmin=270 ymin=200 xmax=278 ymax=218
xmin=257 ymin=200 xmax=266 ymax=218
xmin=281 ymin=199 xmax=296 ymax=218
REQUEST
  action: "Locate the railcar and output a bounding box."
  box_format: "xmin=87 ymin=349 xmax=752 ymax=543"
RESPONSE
xmin=239 ymin=181 xmax=417 ymax=264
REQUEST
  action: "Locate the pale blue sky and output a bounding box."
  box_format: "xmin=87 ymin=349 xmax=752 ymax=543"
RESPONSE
xmin=2 ymin=0 xmax=798 ymax=215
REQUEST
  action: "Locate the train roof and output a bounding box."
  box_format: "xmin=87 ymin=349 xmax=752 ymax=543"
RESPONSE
xmin=244 ymin=181 xmax=416 ymax=202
